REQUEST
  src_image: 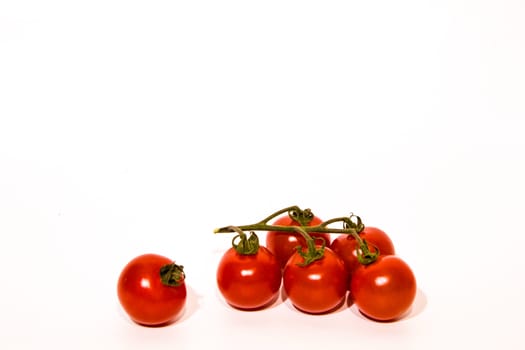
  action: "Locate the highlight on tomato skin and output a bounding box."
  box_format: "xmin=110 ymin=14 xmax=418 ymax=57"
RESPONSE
xmin=266 ymin=215 xmax=331 ymax=269
xmin=350 ymin=255 xmax=417 ymax=322
xmin=117 ymin=254 xmax=187 ymax=327
xmin=216 ymin=246 xmax=282 ymax=310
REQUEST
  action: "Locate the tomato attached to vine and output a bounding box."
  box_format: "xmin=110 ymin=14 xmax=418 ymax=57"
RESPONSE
xmin=216 ymin=226 xmax=282 ymax=310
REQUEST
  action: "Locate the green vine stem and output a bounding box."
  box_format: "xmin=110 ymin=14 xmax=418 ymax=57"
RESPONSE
xmin=214 ymin=211 xmax=363 ymax=236
xmin=246 ymin=205 xmax=316 ymax=227
xmin=214 ymin=206 xmax=380 ymax=265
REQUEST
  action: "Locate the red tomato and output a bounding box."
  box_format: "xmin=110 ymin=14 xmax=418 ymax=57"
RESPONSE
xmin=217 ymin=246 xmax=282 ymax=310
xmin=266 ymin=215 xmax=331 ymax=269
xmin=330 ymin=226 xmax=395 ymax=285
xmin=283 ymin=247 xmax=347 ymax=314
xmin=350 ymin=255 xmax=416 ymax=321
xmin=117 ymin=254 xmax=187 ymax=326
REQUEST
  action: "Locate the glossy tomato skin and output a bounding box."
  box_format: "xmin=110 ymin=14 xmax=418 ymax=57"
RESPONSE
xmin=350 ymin=255 xmax=416 ymax=321
xmin=283 ymin=247 xmax=347 ymax=314
xmin=330 ymin=226 xmax=395 ymax=285
xmin=266 ymin=215 xmax=331 ymax=269
xmin=217 ymin=246 xmax=282 ymax=310
xmin=117 ymin=254 xmax=187 ymax=326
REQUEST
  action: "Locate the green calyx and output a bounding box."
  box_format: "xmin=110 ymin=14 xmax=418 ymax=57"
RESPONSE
xmin=340 ymin=213 xmax=378 ymax=265
xmin=293 ymin=226 xmax=326 ymax=267
xmin=289 ymin=207 xmax=315 ymax=226
xmin=343 ymin=213 xmax=365 ymax=234
xmin=355 ymin=239 xmax=380 ymax=265
xmin=230 ymin=226 xmax=260 ymax=255
xmin=160 ymin=262 xmax=185 ymax=287
xmin=295 ymin=239 xmax=325 ymax=266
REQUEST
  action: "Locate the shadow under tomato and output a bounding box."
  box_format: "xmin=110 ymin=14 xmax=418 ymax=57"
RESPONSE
xmin=280 ymin=286 xmax=288 ymax=303
xmin=347 ymin=291 xmax=355 ymax=308
xmin=348 ymin=287 xmax=428 ymax=323
xmin=134 ymin=317 xmax=180 ymax=328
xmin=176 ymin=285 xmax=201 ymax=323
xmin=403 ymin=287 xmax=428 ymax=320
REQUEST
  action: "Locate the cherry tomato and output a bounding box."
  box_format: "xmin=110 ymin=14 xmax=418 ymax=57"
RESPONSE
xmin=217 ymin=245 xmax=282 ymax=310
xmin=266 ymin=215 xmax=331 ymax=269
xmin=330 ymin=226 xmax=395 ymax=285
xmin=350 ymin=255 xmax=416 ymax=321
xmin=117 ymin=254 xmax=187 ymax=326
xmin=283 ymin=246 xmax=347 ymax=314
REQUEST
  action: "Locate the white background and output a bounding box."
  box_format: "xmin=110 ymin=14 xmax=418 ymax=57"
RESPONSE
xmin=1 ymin=0 xmax=524 ymax=349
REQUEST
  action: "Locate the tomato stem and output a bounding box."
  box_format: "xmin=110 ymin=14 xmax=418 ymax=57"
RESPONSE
xmin=215 ymin=220 xmax=361 ymax=236
xmin=214 ymin=206 xmax=380 ymax=265
xmin=291 ymin=226 xmax=325 ymax=266
xmin=255 ymin=205 xmax=303 ymax=225
xmin=215 ymin=223 xmax=358 ymax=235
xmin=355 ymin=239 xmax=380 ymax=265
xmin=229 ymin=226 xmax=260 ymax=255
xmin=253 ymin=205 xmax=316 ymax=227
xmin=288 ymin=207 xmax=315 ymax=226
xmin=215 ymin=205 xmax=366 ymax=236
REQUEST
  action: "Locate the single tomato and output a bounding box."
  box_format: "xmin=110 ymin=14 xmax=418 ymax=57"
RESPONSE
xmin=350 ymin=255 xmax=416 ymax=321
xmin=283 ymin=246 xmax=347 ymax=314
xmin=217 ymin=232 xmax=282 ymax=310
xmin=266 ymin=213 xmax=331 ymax=269
xmin=117 ymin=253 xmax=187 ymax=326
xmin=331 ymin=226 xmax=395 ymax=285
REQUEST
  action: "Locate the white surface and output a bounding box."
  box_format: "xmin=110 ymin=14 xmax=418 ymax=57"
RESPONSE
xmin=1 ymin=1 xmax=524 ymax=349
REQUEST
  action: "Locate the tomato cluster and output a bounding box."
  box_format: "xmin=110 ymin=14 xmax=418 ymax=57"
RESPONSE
xmin=116 ymin=206 xmax=417 ymax=327
xmin=215 ymin=206 xmax=417 ymax=321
